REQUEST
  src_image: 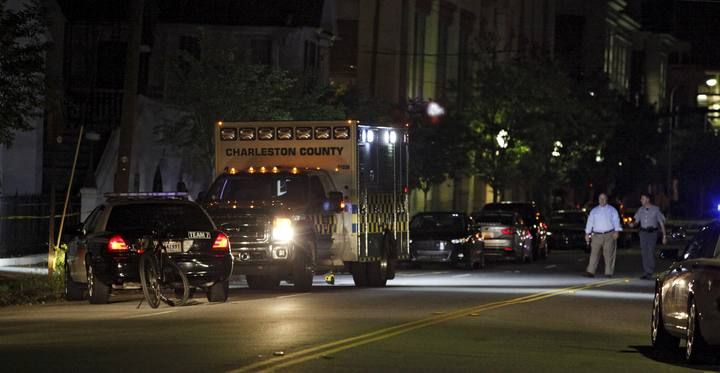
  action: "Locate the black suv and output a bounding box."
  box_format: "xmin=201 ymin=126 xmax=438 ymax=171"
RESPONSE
xmin=63 ymin=193 xmax=233 ymax=304
xmin=478 ymin=202 xmax=548 ymax=260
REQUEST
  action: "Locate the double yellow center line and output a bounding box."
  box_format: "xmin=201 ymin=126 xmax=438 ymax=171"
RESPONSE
xmin=230 ymin=278 xmax=626 ymax=372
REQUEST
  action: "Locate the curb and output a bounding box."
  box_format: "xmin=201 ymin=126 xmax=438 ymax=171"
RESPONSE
xmin=0 ymin=254 xmax=47 ymax=267
xmin=0 ymin=266 xmax=49 ymax=275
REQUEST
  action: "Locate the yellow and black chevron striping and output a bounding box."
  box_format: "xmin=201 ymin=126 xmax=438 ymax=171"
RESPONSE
xmin=360 ymin=193 xmax=408 ymax=234
xmin=309 ymin=214 xmax=337 ymax=235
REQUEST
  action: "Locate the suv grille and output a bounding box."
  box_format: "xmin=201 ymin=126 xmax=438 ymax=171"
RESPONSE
xmin=218 ymin=214 xmax=270 ymax=244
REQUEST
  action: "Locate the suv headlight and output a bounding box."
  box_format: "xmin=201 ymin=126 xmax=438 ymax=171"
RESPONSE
xmin=272 ymin=217 xmax=294 ymax=242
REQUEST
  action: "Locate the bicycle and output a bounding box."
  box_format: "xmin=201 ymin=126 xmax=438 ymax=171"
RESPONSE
xmin=138 ymin=229 xmax=190 ymax=308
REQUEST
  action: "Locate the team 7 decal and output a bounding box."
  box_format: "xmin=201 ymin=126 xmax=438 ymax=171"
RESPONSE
xmin=188 ymin=231 xmax=211 ymax=239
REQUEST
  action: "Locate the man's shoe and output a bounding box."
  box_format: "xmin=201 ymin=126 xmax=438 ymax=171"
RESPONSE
xmin=583 ymin=272 xmax=595 ymax=278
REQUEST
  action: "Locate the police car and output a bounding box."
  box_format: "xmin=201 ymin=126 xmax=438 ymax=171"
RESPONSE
xmin=63 ymin=193 xmax=233 ymax=304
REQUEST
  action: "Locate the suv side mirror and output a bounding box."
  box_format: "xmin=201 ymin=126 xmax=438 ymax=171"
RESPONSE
xmin=327 ymin=192 xmax=344 ymax=213
xmin=64 ymin=223 xmax=85 ymax=237
xmin=197 ymin=191 xmax=207 ymax=203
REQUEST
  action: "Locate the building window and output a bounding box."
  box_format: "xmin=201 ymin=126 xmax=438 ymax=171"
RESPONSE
xmin=412 ymin=9 xmax=427 ymax=98
xmin=179 ymin=35 xmax=201 ymax=60
xmin=304 ymin=41 xmax=318 ymax=73
xmin=96 ymin=41 xmax=127 ymax=89
xmin=251 ymin=39 xmax=272 ymax=65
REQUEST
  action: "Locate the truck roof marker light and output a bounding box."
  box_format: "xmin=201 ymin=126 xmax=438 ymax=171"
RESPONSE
xmin=248 ymin=166 xmax=255 ymax=174
xmin=316 ymin=167 xmax=321 ymax=171
xmin=291 ymin=167 xmax=299 ymax=175
xmin=334 ymin=167 xmax=340 ymax=172
xmin=272 ymin=166 xmax=279 ymax=174
xmin=229 ymin=167 xmax=237 ymax=175
xmin=217 ymin=121 xmax=223 ymax=126
xmin=260 ymin=166 xmax=267 ymax=173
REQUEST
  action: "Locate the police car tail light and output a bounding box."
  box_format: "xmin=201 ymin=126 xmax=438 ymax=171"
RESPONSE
xmin=107 ymin=235 xmax=128 ymax=252
xmin=212 ymin=232 xmax=230 ymax=251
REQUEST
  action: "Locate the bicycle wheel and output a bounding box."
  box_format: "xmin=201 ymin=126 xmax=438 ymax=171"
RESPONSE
xmin=139 ymin=253 xmax=161 ymax=309
xmin=159 ymin=258 xmax=189 ymax=307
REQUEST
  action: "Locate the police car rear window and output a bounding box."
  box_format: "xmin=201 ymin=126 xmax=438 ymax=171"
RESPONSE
xmin=106 ymin=203 xmax=213 ymax=232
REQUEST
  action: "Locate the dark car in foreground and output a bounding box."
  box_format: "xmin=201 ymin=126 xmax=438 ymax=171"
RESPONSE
xmin=652 ymin=220 xmax=720 ymax=363
xmin=479 ymin=202 xmax=548 ymax=260
xmin=548 ymin=209 xmax=588 ymax=251
xmin=64 ymin=193 xmax=233 ymax=304
xmin=472 ymin=210 xmax=533 ymax=263
xmin=409 ymin=212 xmax=484 ymax=269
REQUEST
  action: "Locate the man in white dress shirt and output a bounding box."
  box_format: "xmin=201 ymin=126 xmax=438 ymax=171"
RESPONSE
xmin=584 ymin=193 xmax=622 ymax=278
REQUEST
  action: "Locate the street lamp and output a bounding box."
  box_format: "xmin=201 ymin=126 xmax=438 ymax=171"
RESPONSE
xmin=496 ymin=129 xmax=509 ymax=149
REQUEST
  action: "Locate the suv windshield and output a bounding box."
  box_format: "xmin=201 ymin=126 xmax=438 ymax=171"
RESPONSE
xmin=208 ymin=174 xmax=310 ymax=205
xmin=411 ymin=214 xmax=465 ymax=234
xmin=106 ymin=203 xmax=213 ymax=231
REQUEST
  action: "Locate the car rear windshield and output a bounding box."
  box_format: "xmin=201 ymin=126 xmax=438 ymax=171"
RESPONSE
xmin=550 ymin=212 xmax=586 ymax=224
xmin=411 ymin=214 xmax=465 ymax=233
xmin=483 ymin=203 xmax=535 ymax=222
xmin=473 ymin=213 xmax=516 ymax=226
xmin=106 ymin=203 xmax=213 ymax=232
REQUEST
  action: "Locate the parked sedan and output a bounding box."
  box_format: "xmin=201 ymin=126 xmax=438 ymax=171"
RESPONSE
xmin=472 ymin=211 xmax=533 ymax=263
xmin=651 ymin=220 xmax=720 ymax=363
xmin=64 ymin=193 xmax=233 ymax=304
xmin=409 ymin=212 xmax=484 ymax=269
xmin=548 ymin=209 xmax=588 ymax=251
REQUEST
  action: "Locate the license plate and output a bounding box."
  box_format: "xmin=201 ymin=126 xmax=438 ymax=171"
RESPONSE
xmin=164 ymin=241 xmax=182 ymax=253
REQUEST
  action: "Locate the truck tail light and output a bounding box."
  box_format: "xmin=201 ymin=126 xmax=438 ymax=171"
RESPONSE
xmin=212 ymin=232 xmax=230 ymax=251
xmin=107 ymin=235 xmax=128 ymax=252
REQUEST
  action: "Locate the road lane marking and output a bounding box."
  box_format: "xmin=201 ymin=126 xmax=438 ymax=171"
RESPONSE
xmin=228 ymin=278 xmax=625 ymax=372
xmin=275 ymin=293 xmax=309 ymax=300
xmin=452 ymin=274 xmax=472 ymax=278
xmin=124 ymin=310 xmax=175 ymax=319
xmin=544 ymin=265 xmax=557 ymax=269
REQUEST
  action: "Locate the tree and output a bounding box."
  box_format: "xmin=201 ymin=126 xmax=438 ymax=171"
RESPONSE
xmin=458 ymin=38 xmax=623 ymax=208
xmin=159 ymin=35 xmax=345 ymax=171
xmin=407 ymin=102 xmax=473 ymax=209
xmin=0 ymin=0 xmax=47 ymax=147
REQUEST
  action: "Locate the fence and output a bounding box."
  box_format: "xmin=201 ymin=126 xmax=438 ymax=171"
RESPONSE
xmin=0 ymin=195 xmax=80 ymax=257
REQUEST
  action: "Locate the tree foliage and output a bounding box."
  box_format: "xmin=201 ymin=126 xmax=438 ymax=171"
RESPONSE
xmin=0 ymin=0 xmax=47 ymax=147
xmin=159 ymin=35 xmax=346 ymax=170
xmin=457 ymin=36 xmax=628 ymax=207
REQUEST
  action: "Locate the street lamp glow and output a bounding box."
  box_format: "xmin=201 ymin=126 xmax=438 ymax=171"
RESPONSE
xmin=595 ymin=149 xmax=603 ymax=163
xmin=496 ymin=129 xmax=509 ymax=149
xmin=427 ymin=102 xmax=445 ymax=117
xmin=551 ymin=141 xmax=563 ymax=157
xmin=707 ymin=78 xmax=718 ymax=87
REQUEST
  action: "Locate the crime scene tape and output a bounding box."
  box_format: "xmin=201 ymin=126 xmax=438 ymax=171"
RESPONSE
xmin=0 ymin=212 xmax=80 ymax=221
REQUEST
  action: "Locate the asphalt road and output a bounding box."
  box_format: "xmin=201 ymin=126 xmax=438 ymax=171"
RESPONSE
xmin=1 ymin=247 xmax=718 ymax=372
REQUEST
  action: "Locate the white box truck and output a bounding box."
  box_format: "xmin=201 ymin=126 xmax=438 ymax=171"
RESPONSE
xmin=201 ymin=120 xmax=409 ymax=289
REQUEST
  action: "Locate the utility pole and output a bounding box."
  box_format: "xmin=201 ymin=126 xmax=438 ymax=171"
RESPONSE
xmin=114 ymin=0 xmax=144 ymax=192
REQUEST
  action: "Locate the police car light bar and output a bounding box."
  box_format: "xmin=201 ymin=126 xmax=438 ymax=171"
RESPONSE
xmin=104 ymin=192 xmax=189 ymax=200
